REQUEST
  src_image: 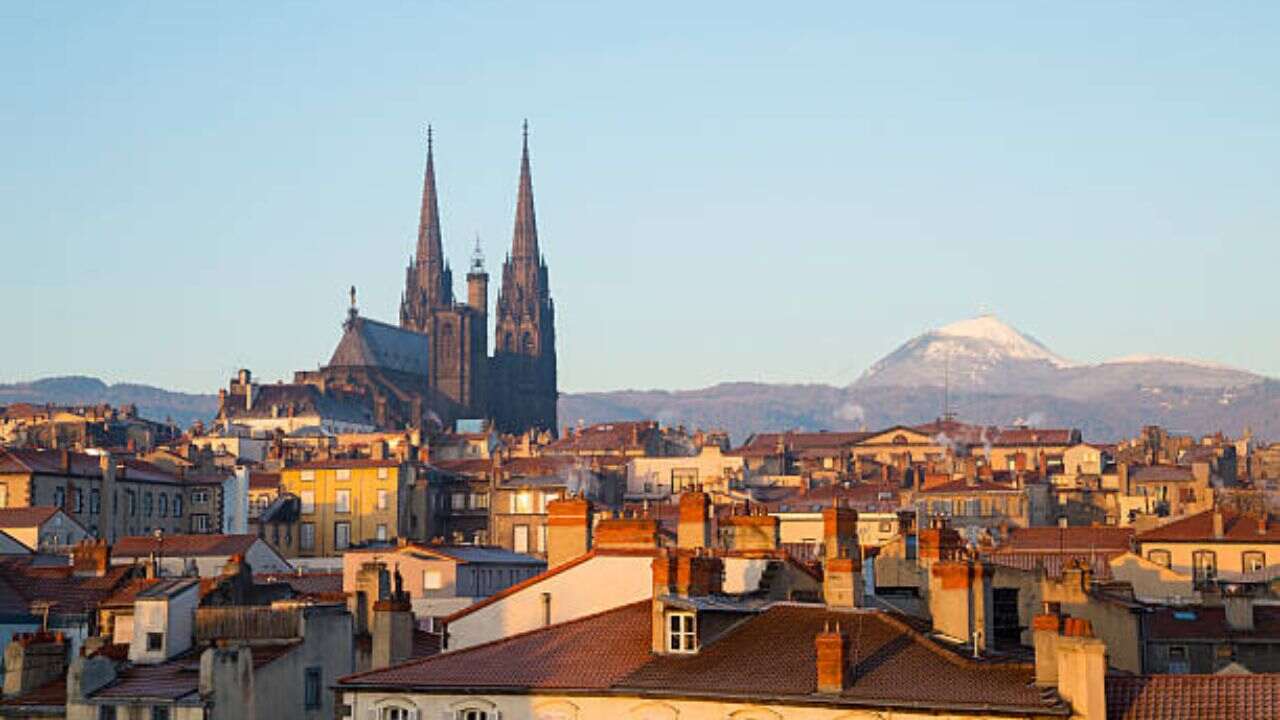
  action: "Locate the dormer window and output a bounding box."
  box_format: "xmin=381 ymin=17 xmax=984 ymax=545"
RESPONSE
xmin=667 ymin=611 xmax=697 ymax=653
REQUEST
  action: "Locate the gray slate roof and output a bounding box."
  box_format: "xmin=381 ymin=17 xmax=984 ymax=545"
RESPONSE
xmin=328 ymin=316 xmax=430 ymax=376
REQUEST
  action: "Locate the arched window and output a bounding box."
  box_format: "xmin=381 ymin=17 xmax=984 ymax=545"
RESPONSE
xmin=892 ymin=434 xmax=908 ymax=445
xmin=502 ymin=332 xmax=514 ymax=352
xmin=378 ymin=707 xmax=414 ymax=720
xmin=521 ymin=331 xmax=534 ymax=354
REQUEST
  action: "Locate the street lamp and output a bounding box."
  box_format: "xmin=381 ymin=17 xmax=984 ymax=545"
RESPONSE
xmin=154 ymin=528 xmax=164 ymax=577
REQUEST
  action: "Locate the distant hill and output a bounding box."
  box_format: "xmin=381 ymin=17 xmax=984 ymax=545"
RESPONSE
xmin=0 ymin=376 xmax=218 ymax=428
xmin=7 ymin=317 xmax=1278 ymax=443
xmin=560 ymin=316 xmax=1279 ymax=444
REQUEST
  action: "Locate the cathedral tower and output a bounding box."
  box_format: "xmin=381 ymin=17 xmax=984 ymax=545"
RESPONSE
xmin=490 ymin=121 xmax=558 ymax=434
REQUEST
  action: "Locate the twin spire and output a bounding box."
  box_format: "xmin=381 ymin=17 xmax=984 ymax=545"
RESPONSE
xmin=414 ymin=120 xmax=541 ymax=282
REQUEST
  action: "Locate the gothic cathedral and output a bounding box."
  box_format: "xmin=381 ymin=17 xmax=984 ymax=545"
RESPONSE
xmin=398 ymin=124 xmax=558 ymax=435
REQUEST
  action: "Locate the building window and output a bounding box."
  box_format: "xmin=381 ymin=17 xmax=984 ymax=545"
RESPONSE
xmin=336 ymin=468 xmax=351 ymax=481
xmin=377 ymin=467 xmax=389 ymax=480
xmin=300 ymin=470 xmax=315 ymax=482
xmin=172 ymin=496 xmax=182 ymax=517
xmin=300 ymin=523 xmax=315 ymax=551
xmin=1168 ymin=645 xmax=1189 ymax=674
xmin=143 ymin=492 xmax=153 ymax=517
xmin=127 ymin=491 xmax=137 ymax=516
xmin=460 ymin=711 xmax=489 ymax=720
xmin=303 ymin=667 xmax=321 ymax=709
xmin=472 ymin=492 xmax=488 ymax=509
xmin=335 ymin=490 xmax=351 ymax=514
xmin=191 ymin=490 xmax=209 ymax=504
xmin=537 ymin=524 xmax=547 ymax=553
xmin=192 ymin=514 xmax=209 ymax=532
xmin=380 ymin=708 xmax=413 ymax=720
xmin=157 ymin=494 xmax=168 ymax=517
xmin=54 ymin=487 xmax=65 ymax=508
xmin=423 ymin=570 xmax=443 ymax=590
xmin=375 ymin=524 xmax=387 ymax=541
xmin=452 ymin=493 xmax=468 ymax=510
xmin=335 ymin=522 xmax=351 ymax=550
xmin=512 ymin=492 xmax=534 ymax=514
xmin=299 ymin=491 xmax=315 ymax=514
xmin=1193 ymin=550 xmax=1218 ymax=584
xmin=146 ymin=632 xmax=163 ymax=652
xmin=0 ymin=485 xmax=6 ymax=508
xmin=73 ymin=488 xmax=84 ymax=513
xmin=98 ymin=706 xmax=117 ymax=720
xmin=513 ymin=524 xmax=529 ymax=553
xmin=90 ymin=489 xmax=100 ymax=514
xmin=667 ymin=611 xmax=697 ymax=653
xmin=377 ymin=489 xmax=389 ymax=511
xmin=672 ymin=468 xmax=698 ymax=493
xmin=151 ymin=707 xmax=169 ymax=720
xmin=1148 ymin=550 xmax=1172 ymax=568
xmin=1244 ymin=551 xmax=1266 ymax=574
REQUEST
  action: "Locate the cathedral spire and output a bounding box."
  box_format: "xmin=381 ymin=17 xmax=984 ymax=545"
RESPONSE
xmin=415 ymin=124 xmax=449 ymax=307
xmin=511 ymin=119 xmax=539 ymax=261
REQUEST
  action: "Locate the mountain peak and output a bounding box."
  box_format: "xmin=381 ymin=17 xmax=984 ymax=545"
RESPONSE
xmin=934 ymin=315 xmax=1073 ymax=367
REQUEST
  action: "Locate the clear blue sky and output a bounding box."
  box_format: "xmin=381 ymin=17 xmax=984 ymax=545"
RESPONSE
xmin=3 ymin=2 xmax=1278 ymax=394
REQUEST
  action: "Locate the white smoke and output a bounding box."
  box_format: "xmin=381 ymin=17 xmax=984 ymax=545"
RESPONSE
xmin=834 ymin=402 xmax=866 ymax=429
xmin=1014 ymin=412 xmax=1048 ymax=427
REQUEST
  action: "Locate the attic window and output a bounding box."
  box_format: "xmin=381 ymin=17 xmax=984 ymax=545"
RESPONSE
xmin=146 ymin=632 xmax=163 ymax=651
xmin=667 ymin=611 xmax=697 ymax=653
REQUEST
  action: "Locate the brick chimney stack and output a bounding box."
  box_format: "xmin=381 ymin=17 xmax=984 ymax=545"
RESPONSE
xmin=822 ymin=506 xmax=858 ymax=561
xmin=546 ymin=497 xmax=594 ymax=568
xmin=814 ymin=622 xmax=848 ymax=694
xmin=677 ymin=491 xmax=711 ymax=550
xmin=71 ymin=539 xmax=110 ymax=577
xmin=594 ymin=517 xmax=659 ymax=551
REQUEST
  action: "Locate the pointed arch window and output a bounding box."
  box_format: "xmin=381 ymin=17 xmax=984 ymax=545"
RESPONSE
xmin=521 ymin=331 xmax=535 ymax=354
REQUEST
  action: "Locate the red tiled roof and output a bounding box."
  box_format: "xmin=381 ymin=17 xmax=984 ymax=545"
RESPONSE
xmin=545 ymin=421 xmax=658 ymax=454
xmin=758 ymin=483 xmax=902 ymax=513
xmin=0 ymin=676 xmax=67 ymax=708
xmin=1106 ymin=674 xmax=1280 ymax=720
xmin=0 ymin=448 xmax=104 ymax=477
xmin=1136 ymin=510 xmax=1280 ymax=544
xmin=249 ymin=471 xmax=281 ymax=490
xmin=734 ymin=431 xmax=875 ymax=457
xmin=429 ymin=458 xmax=493 ymax=475
xmin=0 ymin=556 xmax=135 ymax=615
xmin=344 ymin=602 xmax=1065 ymax=715
xmin=981 ymin=551 xmax=1121 ymax=581
xmin=113 ymin=533 xmax=260 ymax=558
xmin=0 ymin=506 xmax=60 ymax=528
xmin=1000 ymin=527 xmax=1134 ymax=553
xmin=917 ymin=479 xmax=1022 ymax=494
xmin=1130 ymin=465 xmax=1197 ymax=483
xmin=911 ymin=421 xmax=1078 ymax=447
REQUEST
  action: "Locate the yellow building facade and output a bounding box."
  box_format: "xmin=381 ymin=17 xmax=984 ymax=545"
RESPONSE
xmin=281 ymin=459 xmax=415 ymax=557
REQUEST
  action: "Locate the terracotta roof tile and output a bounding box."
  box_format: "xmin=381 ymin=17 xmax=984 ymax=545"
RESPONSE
xmin=0 ymin=676 xmax=67 ymax=708
xmin=347 ymin=602 xmax=1066 ymax=715
xmin=0 ymin=506 xmax=60 ymax=528
xmin=1106 ymin=674 xmax=1280 ymax=720
xmin=1136 ymin=510 xmax=1280 ymax=543
xmin=113 ymin=533 xmax=260 ymax=558
xmin=1000 ymin=527 xmax=1134 ymax=553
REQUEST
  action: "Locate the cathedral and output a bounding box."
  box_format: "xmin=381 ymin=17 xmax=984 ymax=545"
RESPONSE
xmin=295 ymin=124 xmax=558 ymax=435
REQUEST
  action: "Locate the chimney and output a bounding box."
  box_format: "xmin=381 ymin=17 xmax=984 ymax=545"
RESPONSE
xmin=1224 ymin=593 xmax=1255 ymax=632
xmin=1032 ymin=609 xmax=1061 ymax=686
xmin=546 ymin=497 xmax=593 ymax=568
xmin=594 ymin=517 xmax=659 ymax=551
xmin=650 ymin=551 xmax=724 ymax=653
xmin=3 ymin=632 xmax=67 ymax=697
xmin=98 ymin=452 xmax=117 ymax=543
xmin=928 ymin=560 xmax=994 ymax=654
xmin=1213 ymin=510 xmax=1224 ymax=540
xmin=822 ymin=506 xmax=858 ymax=561
xmin=824 ymin=555 xmax=863 ymax=608
xmin=372 ymin=590 xmax=414 ymax=669
xmin=71 ymin=539 xmax=110 ymax=577
xmin=350 ymin=561 xmax=390 ymax=635
xmin=244 ymin=377 xmax=254 ymax=411
xmin=677 ymin=491 xmax=711 ymax=550
xmin=814 ymin=623 xmax=848 ymax=694
xmin=1053 ymin=617 xmax=1107 ymax=720
xmin=1014 ymin=452 xmax=1028 ymax=473
xmin=719 ymin=513 xmax=779 ymax=552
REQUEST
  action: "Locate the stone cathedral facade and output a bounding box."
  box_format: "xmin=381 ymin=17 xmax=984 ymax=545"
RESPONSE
xmin=300 ymin=125 xmax=558 ymax=435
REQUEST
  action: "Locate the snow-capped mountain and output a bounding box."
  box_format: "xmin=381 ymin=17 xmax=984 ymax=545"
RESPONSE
xmin=854 ymin=315 xmax=1262 ymax=400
